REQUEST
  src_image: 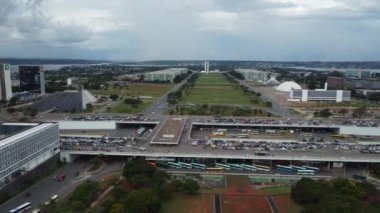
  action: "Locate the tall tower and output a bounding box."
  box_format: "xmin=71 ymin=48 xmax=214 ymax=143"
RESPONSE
xmin=39 ymin=66 xmax=45 ymax=94
xmin=0 ymin=64 xmax=13 ymax=101
xmin=204 ymin=60 xmax=210 ymax=73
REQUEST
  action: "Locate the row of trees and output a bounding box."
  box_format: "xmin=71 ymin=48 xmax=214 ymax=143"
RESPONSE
xmin=173 ymin=71 xmax=193 ymax=83
xmin=40 ymin=181 xmax=101 ymax=213
xmin=224 ymin=73 xmax=272 ymax=108
xmin=292 ymin=177 xmax=380 ymax=213
xmin=313 ymin=106 xmax=368 ymax=118
xmin=167 ymin=73 xmax=199 ymax=105
xmin=229 ymin=70 xmax=244 ymax=80
xmin=168 ymin=104 xmax=272 ymax=117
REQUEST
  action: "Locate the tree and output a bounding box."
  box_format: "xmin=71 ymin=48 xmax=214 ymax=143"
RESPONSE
xmin=109 ymin=94 xmax=119 ymax=101
xmin=85 ymin=103 xmax=93 ymax=112
xmin=338 ymin=108 xmax=348 ymax=115
xmin=123 ymin=160 xmax=156 ymax=186
xmin=319 ymin=108 xmax=332 ymax=118
xmin=124 ymin=189 xmax=161 ymax=213
xmin=7 ymin=107 xmax=16 ymax=113
xmin=291 ymin=178 xmax=323 ymax=204
xmin=182 ymin=179 xmax=200 ymax=194
xmin=110 ymin=203 xmax=125 ymax=213
xmin=353 ymin=106 xmax=367 ymax=118
xmin=171 ymin=179 xmax=183 ymax=192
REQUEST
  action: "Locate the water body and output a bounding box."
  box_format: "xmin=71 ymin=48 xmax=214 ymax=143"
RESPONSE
xmin=289 ymin=66 xmax=380 ymax=73
xmin=10 ymin=64 xmax=103 ymax=72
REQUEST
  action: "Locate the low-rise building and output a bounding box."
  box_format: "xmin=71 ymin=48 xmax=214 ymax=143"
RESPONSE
xmin=0 ymin=122 xmax=59 ymax=186
xmin=327 ymin=76 xmax=345 ymax=90
xmin=235 ymin=69 xmax=268 ymax=83
xmin=345 ymin=78 xmax=380 ymax=89
xmin=289 ymin=89 xmax=351 ymax=102
xmin=144 ymin=68 xmax=188 ymax=83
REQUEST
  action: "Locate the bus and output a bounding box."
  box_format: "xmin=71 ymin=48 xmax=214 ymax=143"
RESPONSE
xmin=229 ymin=164 xmax=244 ymax=170
xmin=255 ymin=152 xmax=268 ymax=156
xmin=291 ymin=165 xmax=305 ymax=172
xmin=206 ymin=167 xmax=224 ymax=173
xmin=167 ymin=162 xmax=182 ymax=169
xmin=302 ymin=166 xmax=320 ymax=172
xmin=136 ymin=127 xmax=146 ymax=135
xmin=178 ymin=162 xmax=192 ymax=169
xmin=249 ymin=130 xmax=259 ymax=135
xmin=237 ymin=134 xmax=249 ymax=138
xmin=241 ymin=164 xmax=257 ymax=171
xmin=297 ymin=170 xmax=315 ymax=175
xmin=50 ymin=195 xmax=59 ymax=202
xmin=300 ymin=132 xmax=313 ymax=137
xmin=255 ymin=164 xmax=270 ymax=172
xmin=215 ymin=163 xmax=231 ymax=170
xmin=331 ymin=134 xmax=350 ymax=139
xmin=276 ymin=165 xmax=293 ymax=172
xmin=352 ymin=174 xmax=366 ymax=181
xmin=9 ymin=202 xmax=32 ymax=213
xmin=191 ymin=163 xmax=206 ymax=170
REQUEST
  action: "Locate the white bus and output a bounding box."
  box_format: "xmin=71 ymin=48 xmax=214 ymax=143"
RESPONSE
xmin=50 ymin=194 xmax=59 ymax=202
xmin=255 ymin=164 xmax=270 ymax=172
xmin=9 ymin=202 xmax=31 ymax=213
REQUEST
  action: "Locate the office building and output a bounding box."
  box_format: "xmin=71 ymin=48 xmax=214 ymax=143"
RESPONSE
xmin=0 ymin=122 xmax=59 ymax=186
xmin=235 ymin=69 xmax=268 ymax=83
xmin=327 ymin=76 xmax=345 ymax=90
xmin=345 ymin=70 xmax=360 ymax=78
xmin=0 ymin=64 xmax=13 ymax=101
xmin=345 ymin=79 xmax=380 ymax=90
xmin=289 ymin=89 xmax=351 ymax=102
xmin=19 ymin=66 xmax=45 ymax=93
xmin=144 ymin=68 xmax=188 ymax=83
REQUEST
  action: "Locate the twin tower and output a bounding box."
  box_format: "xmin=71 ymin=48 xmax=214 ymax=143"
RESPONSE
xmin=0 ymin=64 xmax=46 ymax=102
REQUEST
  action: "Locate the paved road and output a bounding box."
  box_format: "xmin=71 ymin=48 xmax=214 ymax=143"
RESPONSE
xmin=143 ymin=73 xmax=195 ymax=118
xmin=0 ymin=158 xmax=122 ymax=213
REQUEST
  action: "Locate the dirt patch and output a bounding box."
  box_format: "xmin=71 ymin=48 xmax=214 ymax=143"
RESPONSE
xmin=221 ymin=196 xmax=271 ymax=213
xmin=162 ymin=194 xmax=214 ymax=213
xmin=273 ymin=194 xmax=290 ymax=213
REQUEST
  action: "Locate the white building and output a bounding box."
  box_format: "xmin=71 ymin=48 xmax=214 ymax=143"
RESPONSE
xmin=144 ymin=68 xmax=188 ymax=83
xmin=289 ymin=89 xmax=351 ymax=102
xmin=0 ymin=122 xmax=59 ymax=186
xmin=0 ymin=64 xmax=13 ymax=101
xmin=275 ymin=81 xmax=302 ymax=92
xmin=235 ymin=69 xmax=268 ymax=83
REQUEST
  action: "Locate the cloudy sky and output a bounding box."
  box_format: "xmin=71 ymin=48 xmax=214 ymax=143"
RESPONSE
xmin=0 ymin=0 xmax=379 ymax=61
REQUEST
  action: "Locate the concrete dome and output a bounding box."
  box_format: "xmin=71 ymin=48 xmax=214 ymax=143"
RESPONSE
xmin=276 ymin=81 xmax=302 ymax=92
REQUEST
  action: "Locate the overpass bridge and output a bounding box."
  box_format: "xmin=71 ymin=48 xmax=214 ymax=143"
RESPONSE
xmin=60 ymin=147 xmax=380 ymax=164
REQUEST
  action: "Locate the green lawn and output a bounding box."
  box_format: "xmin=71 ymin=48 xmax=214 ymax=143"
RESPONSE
xmin=92 ymin=83 xmax=172 ymax=99
xmin=259 ymin=185 xmax=291 ymax=195
xmin=92 ymin=83 xmax=172 ymax=114
xmin=106 ymin=100 xmax=153 ymax=114
xmin=181 ymin=73 xmax=252 ymax=105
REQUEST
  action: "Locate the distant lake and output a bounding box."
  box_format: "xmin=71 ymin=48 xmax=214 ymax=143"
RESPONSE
xmin=289 ymin=66 xmax=380 ymax=73
xmin=10 ymin=64 xmax=102 ymax=72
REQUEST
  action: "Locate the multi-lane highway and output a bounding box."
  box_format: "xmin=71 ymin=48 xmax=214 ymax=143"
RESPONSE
xmin=0 ymin=158 xmax=122 ymax=213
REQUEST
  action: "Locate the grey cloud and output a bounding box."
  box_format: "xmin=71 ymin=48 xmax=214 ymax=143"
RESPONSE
xmin=0 ymin=0 xmax=92 ymax=45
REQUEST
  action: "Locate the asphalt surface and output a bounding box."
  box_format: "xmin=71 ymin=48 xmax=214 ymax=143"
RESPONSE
xmin=143 ymin=73 xmax=195 ymax=118
xmin=0 ymin=158 xmax=122 ymax=213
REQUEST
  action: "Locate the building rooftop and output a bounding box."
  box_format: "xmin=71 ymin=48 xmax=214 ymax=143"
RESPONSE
xmin=0 ymin=123 xmax=54 ymax=147
xmin=150 ymin=117 xmax=187 ymax=145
